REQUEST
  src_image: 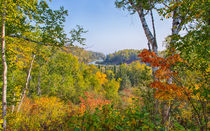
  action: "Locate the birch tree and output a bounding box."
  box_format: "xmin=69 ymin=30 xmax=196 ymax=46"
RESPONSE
xmin=116 ymin=0 xmax=209 ymax=128
xmin=115 ymin=0 xmax=159 ymax=54
xmin=115 ymin=0 xmax=162 ymax=124
xmin=115 ymin=0 xmax=187 ymax=126
xmin=159 ymin=0 xmax=209 ymax=129
xmin=1 ymin=2 xmax=7 ymax=129
xmin=0 ymin=0 xmax=72 ymax=129
xmin=0 ymin=1 xmax=37 ymax=129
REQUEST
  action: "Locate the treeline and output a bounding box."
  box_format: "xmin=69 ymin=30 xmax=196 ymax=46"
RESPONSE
xmin=99 ymin=49 xmax=165 ymax=66
xmin=2 ymin=39 xmax=153 ymax=130
xmin=62 ymin=46 xmax=105 ymax=63
xmin=97 ymin=62 xmax=152 ymax=90
xmin=101 ymin=49 xmax=140 ymax=65
xmin=0 ymin=0 xmax=209 ymax=130
xmin=1 ymin=42 xmax=118 ymax=103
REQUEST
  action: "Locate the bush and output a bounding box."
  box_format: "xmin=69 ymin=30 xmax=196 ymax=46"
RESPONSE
xmin=8 ymin=97 xmax=67 ymax=130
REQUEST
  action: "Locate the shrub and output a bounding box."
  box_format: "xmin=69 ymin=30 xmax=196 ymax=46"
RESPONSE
xmin=8 ymin=97 xmax=67 ymax=130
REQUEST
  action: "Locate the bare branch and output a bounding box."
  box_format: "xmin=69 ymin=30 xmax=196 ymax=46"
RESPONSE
xmin=128 ymin=0 xmax=141 ymax=13
xmin=150 ymin=9 xmax=157 ymax=52
xmin=143 ymin=10 xmax=150 ymax=17
xmin=8 ymin=35 xmax=47 ymax=46
xmin=163 ymin=2 xmax=170 ymax=9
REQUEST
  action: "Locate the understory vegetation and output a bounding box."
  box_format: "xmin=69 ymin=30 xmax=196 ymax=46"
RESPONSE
xmin=0 ymin=0 xmax=209 ymax=130
xmin=2 ymin=41 xmax=209 ymax=130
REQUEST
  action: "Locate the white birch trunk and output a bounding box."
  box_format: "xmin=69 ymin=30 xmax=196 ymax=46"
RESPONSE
xmin=137 ymin=9 xmax=157 ymax=54
xmin=17 ymin=54 xmax=36 ymax=112
xmin=127 ymin=0 xmax=159 ymax=125
xmin=128 ymin=0 xmax=157 ymax=53
xmin=1 ymin=2 xmax=7 ymax=129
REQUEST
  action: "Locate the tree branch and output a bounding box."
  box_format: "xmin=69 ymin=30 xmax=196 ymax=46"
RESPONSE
xmin=150 ymin=9 xmax=157 ymax=53
xmin=8 ymin=35 xmax=47 ymax=46
xmin=143 ymin=10 xmax=150 ymax=17
xmin=128 ymin=0 xmax=155 ymax=53
xmin=128 ymin=0 xmax=141 ymax=13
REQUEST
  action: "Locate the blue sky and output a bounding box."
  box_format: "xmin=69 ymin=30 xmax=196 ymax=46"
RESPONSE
xmin=49 ymin=0 xmax=172 ymax=54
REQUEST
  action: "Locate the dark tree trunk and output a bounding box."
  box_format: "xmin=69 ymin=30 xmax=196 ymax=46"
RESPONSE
xmin=37 ymin=70 xmax=41 ymax=96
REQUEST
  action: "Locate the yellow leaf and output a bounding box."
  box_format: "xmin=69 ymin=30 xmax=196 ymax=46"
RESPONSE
xmin=0 ymin=119 xmax=3 ymax=124
xmin=195 ymin=84 xmax=199 ymax=90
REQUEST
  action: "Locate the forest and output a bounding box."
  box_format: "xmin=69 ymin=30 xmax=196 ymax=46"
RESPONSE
xmin=0 ymin=0 xmax=209 ymax=130
xmin=100 ymin=49 xmax=140 ymax=65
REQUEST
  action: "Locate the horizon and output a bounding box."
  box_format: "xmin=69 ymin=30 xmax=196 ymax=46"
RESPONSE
xmin=49 ymin=0 xmax=172 ymax=54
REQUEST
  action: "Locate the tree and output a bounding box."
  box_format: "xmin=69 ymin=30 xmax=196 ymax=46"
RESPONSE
xmin=1 ymin=2 xmax=7 ymax=129
xmin=115 ymin=0 xmax=161 ymax=123
xmin=157 ymin=0 xmax=209 ymax=127
xmin=103 ymin=49 xmax=140 ymax=65
xmin=115 ymin=0 xmax=158 ymax=53
xmin=0 ymin=0 xmax=86 ymax=129
xmin=138 ymin=0 xmax=209 ymax=129
xmin=115 ymin=0 xmax=209 ymax=127
xmin=0 ymin=0 xmax=38 ymax=128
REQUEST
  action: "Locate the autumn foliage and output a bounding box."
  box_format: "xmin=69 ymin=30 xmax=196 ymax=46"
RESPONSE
xmin=79 ymin=92 xmax=111 ymax=114
xmin=138 ymin=49 xmax=188 ymax=100
xmin=7 ymin=97 xmax=66 ymax=130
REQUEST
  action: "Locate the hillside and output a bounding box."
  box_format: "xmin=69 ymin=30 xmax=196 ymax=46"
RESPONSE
xmin=61 ymin=45 xmax=105 ymax=63
xmin=1 ymin=0 xmax=208 ymax=130
xmin=100 ymin=49 xmax=140 ymax=65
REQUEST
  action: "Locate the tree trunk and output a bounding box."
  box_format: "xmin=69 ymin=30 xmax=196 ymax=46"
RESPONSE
xmin=137 ymin=10 xmax=157 ymax=54
xmin=37 ymin=70 xmax=41 ymax=96
xmin=165 ymin=103 xmax=172 ymax=123
xmin=128 ymin=1 xmax=160 ymax=125
xmin=17 ymin=54 xmax=36 ymax=112
xmin=11 ymin=93 xmax=16 ymax=113
xmin=137 ymin=7 xmax=159 ymax=126
xmin=162 ymin=5 xmax=183 ymax=126
xmin=1 ymin=2 xmax=7 ymax=129
xmin=128 ymin=0 xmax=157 ymax=53
xmin=150 ymin=9 xmax=158 ymax=54
xmin=161 ymin=101 xmax=166 ymax=125
xmin=11 ymin=73 xmax=15 ymax=113
xmin=28 ymin=76 xmax=32 ymax=97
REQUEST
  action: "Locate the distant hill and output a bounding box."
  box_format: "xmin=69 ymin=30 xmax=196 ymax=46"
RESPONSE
xmin=61 ymin=46 xmax=105 ymax=63
xmin=99 ymin=49 xmax=141 ymax=65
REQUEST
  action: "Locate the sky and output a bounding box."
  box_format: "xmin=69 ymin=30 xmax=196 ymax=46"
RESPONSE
xmin=49 ymin=0 xmax=172 ymax=54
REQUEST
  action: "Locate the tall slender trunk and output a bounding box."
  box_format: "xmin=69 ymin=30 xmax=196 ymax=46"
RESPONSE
xmin=11 ymin=93 xmax=15 ymax=113
xmin=127 ymin=1 xmax=160 ymax=126
xmin=162 ymin=5 xmax=183 ymax=126
xmin=1 ymin=2 xmax=7 ymax=129
xmin=165 ymin=102 xmax=172 ymax=122
xmin=11 ymin=73 xmax=15 ymax=113
xmin=150 ymin=9 xmax=157 ymax=54
xmin=161 ymin=101 xmax=166 ymax=124
xmin=149 ymin=8 xmax=160 ymax=118
xmin=17 ymin=54 xmax=36 ymax=112
xmin=128 ymin=1 xmax=159 ymax=125
xmin=137 ymin=7 xmax=158 ymax=126
xmin=28 ymin=76 xmax=32 ymax=97
xmin=137 ymin=10 xmax=157 ymax=54
xmin=128 ymin=0 xmax=157 ymax=53
xmin=37 ymin=70 xmax=41 ymax=96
